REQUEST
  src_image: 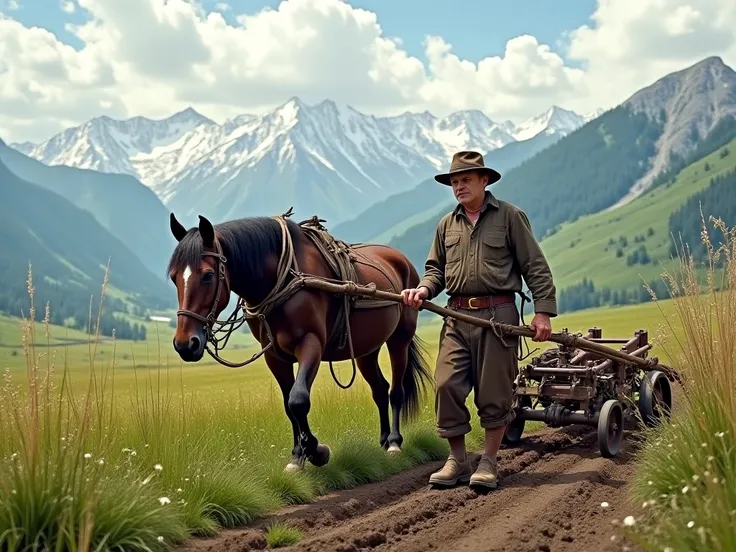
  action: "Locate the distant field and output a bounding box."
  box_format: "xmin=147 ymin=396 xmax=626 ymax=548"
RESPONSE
xmin=540 ymin=138 xmax=736 ymax=290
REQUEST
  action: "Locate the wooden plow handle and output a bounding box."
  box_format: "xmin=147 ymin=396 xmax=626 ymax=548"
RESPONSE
xmin=299 ymin=277 xmax=682 ymax=382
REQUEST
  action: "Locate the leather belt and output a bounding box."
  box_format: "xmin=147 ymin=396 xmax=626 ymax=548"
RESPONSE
xmin=447 ymin=293 xmax=516 ymax=310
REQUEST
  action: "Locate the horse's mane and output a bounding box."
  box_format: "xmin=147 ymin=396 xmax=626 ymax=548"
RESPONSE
xmin=167 ymin=216 xmax=303 ymax=282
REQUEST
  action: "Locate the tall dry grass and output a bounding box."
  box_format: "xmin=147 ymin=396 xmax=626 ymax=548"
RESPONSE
xmin=625 ymin=214 xmax=736 ymax=551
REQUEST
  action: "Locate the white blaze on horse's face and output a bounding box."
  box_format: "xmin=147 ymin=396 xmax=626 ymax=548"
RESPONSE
xmin=183 ymin=266 xmax=193 ymax=297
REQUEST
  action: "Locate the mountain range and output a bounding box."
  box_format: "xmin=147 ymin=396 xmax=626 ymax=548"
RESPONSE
xmin=11 ymin=102 xmax=601 ymax=227
xmin=2 ymin=55 xmax=735 ymax=328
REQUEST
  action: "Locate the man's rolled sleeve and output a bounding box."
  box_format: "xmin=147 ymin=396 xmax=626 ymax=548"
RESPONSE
xmin=509 ymin=209 xmax=558 ymax=317
xmin=417 ymin=223 xmax=446 ymax=300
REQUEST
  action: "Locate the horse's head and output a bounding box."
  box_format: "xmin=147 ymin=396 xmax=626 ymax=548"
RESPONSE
xmin=168 ymin=213 xmax=231 ymax=362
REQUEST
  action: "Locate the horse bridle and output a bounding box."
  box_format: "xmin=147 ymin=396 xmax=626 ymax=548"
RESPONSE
xmin=176 ymin=238 xmax=230 ymax=335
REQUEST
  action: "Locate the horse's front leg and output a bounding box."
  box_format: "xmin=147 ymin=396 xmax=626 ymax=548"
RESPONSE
xmin=289 ymin=332 xmax=331 ymax=467
xmin=264 ymin=353 xmax=305 ymax=472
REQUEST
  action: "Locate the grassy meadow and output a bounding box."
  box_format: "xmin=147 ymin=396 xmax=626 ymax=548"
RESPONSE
xmin=0 ymin=255 xmax=703 ymax=551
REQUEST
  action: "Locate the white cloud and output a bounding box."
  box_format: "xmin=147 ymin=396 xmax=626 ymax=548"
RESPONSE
xmin=564 ymin=0 xmax=736 ymax=109
xmin=0 ymin=0 xmax=735 ymax=143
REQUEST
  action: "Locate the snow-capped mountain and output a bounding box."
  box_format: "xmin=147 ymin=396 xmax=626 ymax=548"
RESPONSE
xmin=383 ymin=110 xmax=517 ymax=168
xmin=513 ymin=106 xmax=598 ymax=141
xmin=10 ymin=99 xmax=600 ymax=225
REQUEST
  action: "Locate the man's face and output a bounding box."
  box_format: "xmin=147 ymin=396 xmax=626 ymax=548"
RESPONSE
xmin=450 ymin=170 xmax=487 ymax=207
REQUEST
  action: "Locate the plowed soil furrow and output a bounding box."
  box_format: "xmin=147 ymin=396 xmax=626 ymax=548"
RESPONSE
xmin=180 ymin=426 xmax=645 ymax=552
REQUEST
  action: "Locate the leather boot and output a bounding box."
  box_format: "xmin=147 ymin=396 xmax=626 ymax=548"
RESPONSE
xmin=469 ymin=454 xmax=499 ymax=490
xmin=428 ymin=454 xmax=471 ymax=486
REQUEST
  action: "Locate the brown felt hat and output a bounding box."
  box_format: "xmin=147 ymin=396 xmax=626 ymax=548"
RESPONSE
xmin=434 ymin=150 xmax=501 ymax=186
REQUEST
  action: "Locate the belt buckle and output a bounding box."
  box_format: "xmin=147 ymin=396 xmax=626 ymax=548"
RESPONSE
xmin=467 ymin=297 xmax=481 ymax=309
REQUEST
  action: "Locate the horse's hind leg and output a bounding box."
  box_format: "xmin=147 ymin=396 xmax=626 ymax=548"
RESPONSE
xmin=385 ymin=331 xmax=410 ymax=454
xmin=356 ymin=349 xmax=391 ymax=448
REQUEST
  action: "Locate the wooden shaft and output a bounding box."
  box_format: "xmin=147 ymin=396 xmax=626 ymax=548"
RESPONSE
xmin=300 ymin=277 xmax=660 ymax=369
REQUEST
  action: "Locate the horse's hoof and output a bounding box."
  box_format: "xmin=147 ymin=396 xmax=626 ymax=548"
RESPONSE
xmin=309 ymin=444 xmax=331 ymax=467
xmin=387 ymin=444 xmax=402 ymax=455
xmin=284 ymin=461 xmax=304 ymax=473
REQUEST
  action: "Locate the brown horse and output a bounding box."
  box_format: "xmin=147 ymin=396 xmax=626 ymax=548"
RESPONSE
xmin=166 ymin=212 xmax=433 ymax=472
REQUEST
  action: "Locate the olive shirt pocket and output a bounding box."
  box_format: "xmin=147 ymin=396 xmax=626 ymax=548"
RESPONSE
xmin=481 ymin=229 xmax=510 ymax=273
xmin=444 ymin=231 xmax=462 ymax=264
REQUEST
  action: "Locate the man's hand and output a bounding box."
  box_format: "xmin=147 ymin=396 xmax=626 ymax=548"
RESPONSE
xmin=530 ymin=312 xmax=552 ymax=342
xmin=401 ymin=286 xmax=429 ymax=309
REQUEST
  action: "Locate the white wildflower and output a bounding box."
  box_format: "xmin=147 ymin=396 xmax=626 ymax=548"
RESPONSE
xmin=158 ymin=497 xmax=171 ymax=505
xmin=154 ymin=464 xmax=163 ymax=471
xmin=601 ymin=501 xmax=610 ymax=508
xmin=84 ymin=453 xmax=92 ymax=459
xmin=715 ymin=431 xmax=724 ymax=438
xmin=623 ymin=516 xmax=636 ymax=526
xmin=682 ymin=485 xmax=689 ymax=493
xmin=157 ymin=536 xmax=164 ymax=543
xmin=687 ymin=521 xmax=695 ymax=528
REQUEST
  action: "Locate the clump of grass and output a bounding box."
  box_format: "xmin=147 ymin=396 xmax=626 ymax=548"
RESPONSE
xmin=264 ymin=521 xmax=303 ymax=548
xmin=622 ymin=214 xmax=736 ymax=551
xmin=0 ymin=265 xmax=189 ymax=551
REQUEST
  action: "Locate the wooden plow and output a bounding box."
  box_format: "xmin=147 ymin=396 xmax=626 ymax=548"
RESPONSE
xmin=301 ymin=277 xmax=679 ymax=458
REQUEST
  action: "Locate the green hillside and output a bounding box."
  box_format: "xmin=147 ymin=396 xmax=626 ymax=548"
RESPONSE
xmin=332 ymin=131 xmax=562 ymax=244
xmin=541 ymin=137 xmax=736 ymax=310
xmin=0 ymin=159 xmax=174 ymax=334
xmin=0 ymin=140 xmax=177 ymax=278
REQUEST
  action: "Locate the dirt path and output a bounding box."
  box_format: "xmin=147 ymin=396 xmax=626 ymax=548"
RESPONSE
xmin=180 ymin=425 xmax=646 ymax=552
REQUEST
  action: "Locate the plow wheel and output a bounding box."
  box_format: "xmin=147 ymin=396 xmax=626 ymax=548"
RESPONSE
xmin=638 ymin=369 xmax=673 ymax=427
xmin=503 ymin=395 xmax=532 ymax=446
xmin=597 ymin=400 xmax=624 ymax=458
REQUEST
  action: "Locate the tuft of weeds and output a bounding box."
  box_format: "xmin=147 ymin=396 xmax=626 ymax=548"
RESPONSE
xmin=264 ymin=521 xmax=303 ymax=548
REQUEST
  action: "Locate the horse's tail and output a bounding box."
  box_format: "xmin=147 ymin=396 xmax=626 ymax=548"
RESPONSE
xmin=402 ymin=333 xmax=434 ymax=423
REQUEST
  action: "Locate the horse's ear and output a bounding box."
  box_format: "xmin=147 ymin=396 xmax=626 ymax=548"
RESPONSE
xmin=170 ymin=213 xmax=188 ymax=242
xmin=198 ymin=215 xmax=215 ymax=247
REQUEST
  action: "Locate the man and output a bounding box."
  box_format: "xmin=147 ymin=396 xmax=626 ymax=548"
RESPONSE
xmin=401 ymin=150 xmax=557 ymax=491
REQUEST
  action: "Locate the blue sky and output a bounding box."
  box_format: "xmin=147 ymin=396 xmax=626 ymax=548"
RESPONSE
xmin=6 ymin=0 xmax=731 ymax=144
xmin=8 ymin=0 xmax=598 ymax=66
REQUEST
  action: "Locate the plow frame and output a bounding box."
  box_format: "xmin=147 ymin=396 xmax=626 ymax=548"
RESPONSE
xmin=503 ymin=326 xmax=673 ymax=457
